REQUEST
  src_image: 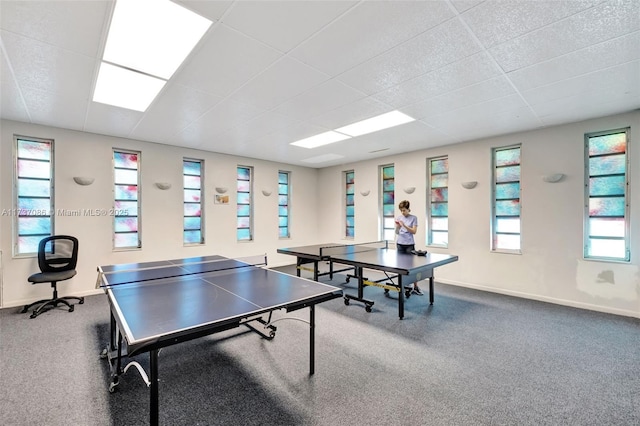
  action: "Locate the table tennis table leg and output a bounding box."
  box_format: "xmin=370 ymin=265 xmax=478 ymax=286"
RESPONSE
xmin=150 ymin=349 xmax=159 ymax=426
xmin=429 ymin=276 xmax=434 ymax=305
xmin=310 ymin=305 xmax=315 ymax=375
xmin=398 ymin=277 xmax=405 ymax=320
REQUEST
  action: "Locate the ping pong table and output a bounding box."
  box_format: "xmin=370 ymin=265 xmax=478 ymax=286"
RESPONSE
xmin=97 ymin=254 xmax=342 ymax=425
xmin=278 ymin=241 xmax=458 ymax=319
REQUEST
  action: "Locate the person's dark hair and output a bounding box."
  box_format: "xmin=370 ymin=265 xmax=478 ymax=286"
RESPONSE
xmin=399 ymin=200 xmax=410 ymax=210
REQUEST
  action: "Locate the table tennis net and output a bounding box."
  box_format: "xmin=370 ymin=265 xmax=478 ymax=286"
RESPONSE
xmin=319 ymin=240 xmax=388 ymax=257
xmin=97 ymin=254 xmax=267 ymax=289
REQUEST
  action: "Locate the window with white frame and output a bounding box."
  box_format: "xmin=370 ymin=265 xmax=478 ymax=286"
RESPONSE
xmin=492 ymin=145 xmax=521 ymax=252
xmin=584 ymin=128 xmax=630 ymax=261
xmin=113 ymin=149 xmax=141 ymax=249
xmin=380 ymin=164 xmax=395 ymax=241
xmin=427 ymin=156 xmax=448 ymax=247
xmin=13 ymin=136 xmax=54 ymax=255
xmin=237 ymin=166 xmax=253 ymax=241
xmin=345 ymin=170 xmax=355 ymax=239
xmin=278 ymin=171 xmax=290 ymax=239
xmin=183 ymin=158 xmax=204 ymax=245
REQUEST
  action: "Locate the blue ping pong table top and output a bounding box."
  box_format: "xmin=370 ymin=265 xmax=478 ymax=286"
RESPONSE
xmin=100 ymin=256 xmax=342 ymax=352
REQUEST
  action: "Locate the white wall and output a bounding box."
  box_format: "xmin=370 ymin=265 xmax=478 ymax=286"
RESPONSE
xmin=318 ymin=111 xmax=640 ymax=318
xmin=0 ymin=120 xmax=320 ymax=307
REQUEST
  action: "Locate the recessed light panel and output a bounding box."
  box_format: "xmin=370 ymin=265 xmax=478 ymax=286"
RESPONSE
xmin=93 ymin=62 xmax=166 ymax=112
xmin=291 ymin=131 xmax=351 ymax=149
xmin=103 ymin=0 xmax=212 ymax=80
xmin=335 ymin=110 xmax=415 ymax=137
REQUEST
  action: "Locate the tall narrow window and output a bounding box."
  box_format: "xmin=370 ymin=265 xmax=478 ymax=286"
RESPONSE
xmin=278 ymin=171 xmax=290 ymax=239
xmin=492 ymin=145 xmax=521 ymax=252
xmin=381 ymin=164 xmax=395 ymax=241
xmin=14 ymin=136 xmax=54 ymax=255
xmin=237 ymin=166 xmax=253 ymax=241
xmin=113 ymin=149 xmax=140 ymax=249
xmin=585 ymin=128 xmax=630 ymax=261
xmin=183 ymin=158 xmax=204 ymax=245
xmin=427 ymin=156 xmax=448 ymax=247
xmin=345 ymin=170 xmax=355 ymax=239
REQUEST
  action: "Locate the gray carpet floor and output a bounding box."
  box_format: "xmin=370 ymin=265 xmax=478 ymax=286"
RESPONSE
xmin=1 ymin=265 xmax=639 ymax=425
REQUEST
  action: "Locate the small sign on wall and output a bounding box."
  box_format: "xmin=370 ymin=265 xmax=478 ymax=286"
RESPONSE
xmin=214 ymin=194 xmax=229 ymax=204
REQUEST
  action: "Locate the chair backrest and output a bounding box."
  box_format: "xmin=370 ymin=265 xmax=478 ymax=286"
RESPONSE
xmin=38 ymin=235 xmax=79 ymax=273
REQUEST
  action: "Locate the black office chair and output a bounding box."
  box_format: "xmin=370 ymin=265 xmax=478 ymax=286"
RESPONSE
xmin=21 ymin=235 xmax=84 ymax=319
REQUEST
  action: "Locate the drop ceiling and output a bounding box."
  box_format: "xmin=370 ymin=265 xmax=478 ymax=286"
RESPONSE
xmin=1 ymin=0 xmax=639 ymax=168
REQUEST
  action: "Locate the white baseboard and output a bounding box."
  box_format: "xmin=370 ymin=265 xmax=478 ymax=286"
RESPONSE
xmin=3 ymin=288 xmax=104 ymax=310
xmin=438 ymin=278 xmax=640 ymax=319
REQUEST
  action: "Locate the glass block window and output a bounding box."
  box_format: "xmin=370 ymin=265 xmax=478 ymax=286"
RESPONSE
xmin=492 ymin=145 xmax=521 ymax=252
xmin=427 ymin=156 xmax=448 ymax=247
xmin=237 ymin=166 xmax=253 ymax=241
xmin=584 ymin=128 xmax=629 ymax=261
xmin=14 ymin=137 xmax=54 ymax=255
xmin=113 ymin=150 xmax=140 ymax=249
xmin=345 ymin=170 xmax=355 ymax=239
xmin=183 ymin=159 xmax=203 ymax=245
xmin=381 ymin=165 xmax=395 ymax=241
xmin=278 ymin=171 xmax=290 ymax=239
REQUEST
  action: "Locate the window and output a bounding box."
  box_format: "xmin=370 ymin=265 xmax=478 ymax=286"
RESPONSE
xmin=380 ymin=164 xmax=395 ymax=241
xmin=183 ymin=159 xmax=204 ymax=245
xmin=492 ymin=145 xmax=521 ymax=252
xmin=113 ymin=149 xmax=140 ymax=249
xmin=13 ymin=136 xmax=54 ymax=255
xmin=278 ymin=171 xmax=290 ymax=239
xmin=237 ymin=166 xmax=253 ymax=241
xmin=345 ymin=170 xmax=355 ymax=238
xmin=427 ymin=156 xmax=448 ymax=247
xmin=584 ymin=128 xmax=630 ymax=261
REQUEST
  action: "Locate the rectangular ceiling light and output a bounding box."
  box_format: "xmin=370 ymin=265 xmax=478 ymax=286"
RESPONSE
xmin=335 ymin=110 xmax=415 ymax=137
xmin=93 ymin=62 xmax=166 ymax=112
xmin=290 ymin=131 xmax=351 ymax=149
xmin=103 ymin=0 xmax=212 ymax=80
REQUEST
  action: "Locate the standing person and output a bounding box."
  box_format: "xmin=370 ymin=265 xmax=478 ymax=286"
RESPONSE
xmin=395 ymin=200 xmax=423 ymax=295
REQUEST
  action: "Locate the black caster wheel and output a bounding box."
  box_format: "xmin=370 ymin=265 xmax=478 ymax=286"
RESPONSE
xmin=405 ymin=291 xmax=411 ymax=298
xmin=30 ymin=312 xmax=38 ymax=319
xmin=21 ymin=306 xmax=28 ymax=313
xmin=79 ymin=298 xmax=85 ymax=304
xmin=108 ymin=381 xmax=118 ymax=393
xmin=344 ymin=297 xmax=350 ymax=306
xmin=384 ymin=289 xmax=389 ymax=294
xmin=100 ymin=348 xmax=108 ymax=359
xmin=69 ymin=306 xmax=74 ymax=313
xmin=365 ymin=305 xmax=372 ymax=313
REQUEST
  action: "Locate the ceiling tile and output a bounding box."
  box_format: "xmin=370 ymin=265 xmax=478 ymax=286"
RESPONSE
xmin=84 ymin=101 xmax=143 ymax=138
xmin=0 ymin=0 xmax=109 ymax=57
xmin=402 ymin=76 xmax=516 ymax=120
xmin=1 ymin=30 xmax=96 ymax=96
xmin=226 ymin=56 xmax=329 ymax=111
xmin=130 ymin=82 xmax=224 ymax=143
xmin=450 ymin=1 xmax=484 ymax=13
xmin=221 ymin=111 xmax=302 ymax=145
xmin=290 ymin=0 xmax=454 ymax=76
xmin=222 ymin=0 xmax=356 ymax=53
xmin=173 ymin=0 xmax=232 ymax=21
xmin=175 ymin=24 xmax=282 ymax=98
xmin=461 ymin=0 xmax=598 ymax=48
xmin=373 ymin=52 xmax=502 ymax=108
xmin=525 ymin=60 xmax=640 ymax=121
xmin=272 ymin=79 xmax=365 ymax=122
xmin=490 ymin=0 xmax=640 ymax=72
xmin=1 ymin=48 xmax=29 ymax=122
xmin=338 ymin=19 xmax=481 ymax=95
xmin=22 ymin=86 xmax=89 ymax=132
xmin=309 ymin=97 xmax=393 ymax=129
xmin=178 ymin=98 xmax=265 ymax=150
xmin=508 ymin=31 xmax=640 ymax=92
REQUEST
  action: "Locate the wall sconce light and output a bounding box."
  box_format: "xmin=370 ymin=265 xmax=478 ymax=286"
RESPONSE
xmin=542 ymin=173 xmax=565 ymax=183
xmin=73 ymin=176 xmax=95 ymax=186
xmin=215 ymin=186 xmax=228 ymax=194
xmin=461 ymin=181 xmax=478 ymax=189
xmin=403 ymin=187 xmax=415 ymax=194
xmin=155 ymin=182 xmax=171 ymax=190
xmin=261 ymin=189 xmax=272 ymax=196
xmin=360 ymin=190 xmax=370 ymax=196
